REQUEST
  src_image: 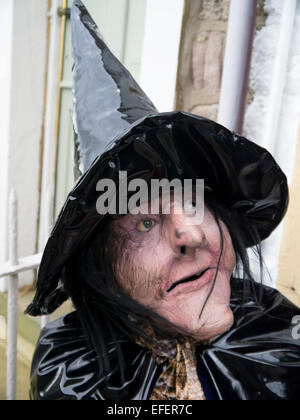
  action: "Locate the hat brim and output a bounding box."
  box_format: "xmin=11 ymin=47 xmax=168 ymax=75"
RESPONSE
xmin=26 ymin=112 xmax=289 ymax=316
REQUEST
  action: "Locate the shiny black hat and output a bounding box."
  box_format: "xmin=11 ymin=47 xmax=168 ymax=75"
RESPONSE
xmin=26 ymin=1 xmax=288 ymax=316
xmin=71 ymin=0 xmax=158 ymax=173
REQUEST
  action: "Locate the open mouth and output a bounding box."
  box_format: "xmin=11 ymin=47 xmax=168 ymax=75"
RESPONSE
xmin=166 ymin=268 xmax=211 ymax=294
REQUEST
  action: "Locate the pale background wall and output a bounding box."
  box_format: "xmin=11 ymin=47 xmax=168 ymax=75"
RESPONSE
xmin=176 ymin=0 xmax=230 ymax=118
xmin=0 ymin=0 xmax=48 ymax=291
xmin=244 ymin=0 xmax=300 ymax=289
xmin=0 ymin=0 xmax=13 ymax=273
xmin=277 ymin=126 xmax=300 ymax=307
xmin=140 ymin=0 xmax=184 ymax=112
xmin=175 ymin=0 xmax=266 ymax=121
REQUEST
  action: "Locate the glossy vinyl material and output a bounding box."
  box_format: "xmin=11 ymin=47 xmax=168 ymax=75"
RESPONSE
xmin=30 ymin=279 xmax=300 ymax=400
xmin=26 ymin=111 xmax=289 ymax=316
xmin=71 ymin=0 xmax=158 ymax=173
xmin=30 ymin=312 xmax=161 ymax=400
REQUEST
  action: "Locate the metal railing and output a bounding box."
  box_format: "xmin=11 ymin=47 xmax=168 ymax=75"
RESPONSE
xmin=0 ymin=189 xmax=53 ymax=400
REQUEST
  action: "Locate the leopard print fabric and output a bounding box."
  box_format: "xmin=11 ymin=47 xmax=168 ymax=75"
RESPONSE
xmin=134 ymin=328 xmax=206 ymax=400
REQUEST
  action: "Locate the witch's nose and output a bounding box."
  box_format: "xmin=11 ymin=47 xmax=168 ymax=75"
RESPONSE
xmin=167 ymin=209 xmax=207 ymax=256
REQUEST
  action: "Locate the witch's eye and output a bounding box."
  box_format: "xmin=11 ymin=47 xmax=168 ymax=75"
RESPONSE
xmin=136 ymin=219 xmax=154 ymax=233
xmin=184 ymin=199 xmax=197 ymax=214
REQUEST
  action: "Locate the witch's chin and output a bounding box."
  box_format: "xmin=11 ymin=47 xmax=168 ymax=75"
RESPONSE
xmin=189 ymin=307 xmax=234 ymax=342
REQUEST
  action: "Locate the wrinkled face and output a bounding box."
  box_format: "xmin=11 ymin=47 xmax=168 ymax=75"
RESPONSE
xmin=107 ymin=192 xmax=236 ymax=342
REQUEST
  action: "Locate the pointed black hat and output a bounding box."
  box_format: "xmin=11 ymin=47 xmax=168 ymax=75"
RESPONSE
xmin=72 ymin=0 xmax=158 ymax=173
xmin=26 ymin=0 xmax=289 ymax=316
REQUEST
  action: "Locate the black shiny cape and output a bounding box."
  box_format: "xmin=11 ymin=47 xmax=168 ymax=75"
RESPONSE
xmin=30 ymin=279 xmax=300 ymax=400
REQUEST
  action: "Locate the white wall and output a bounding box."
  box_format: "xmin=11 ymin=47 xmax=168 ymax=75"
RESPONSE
xmin=0 ymin=0 xmax=48 ymax=290
xmin=139 ymin=0 xmax=184 ymax=112
xmin=0 ymin=0 xmax=14 ymax=282
xmin=244 ymin=0 xmax=300 ymax=285
xmin=38 ymin=0 xmax=62 ymax=251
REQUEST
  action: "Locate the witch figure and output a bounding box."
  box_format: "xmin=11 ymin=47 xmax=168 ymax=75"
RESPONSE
xmin=26 ymin=0 xmax=300 ymax=400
